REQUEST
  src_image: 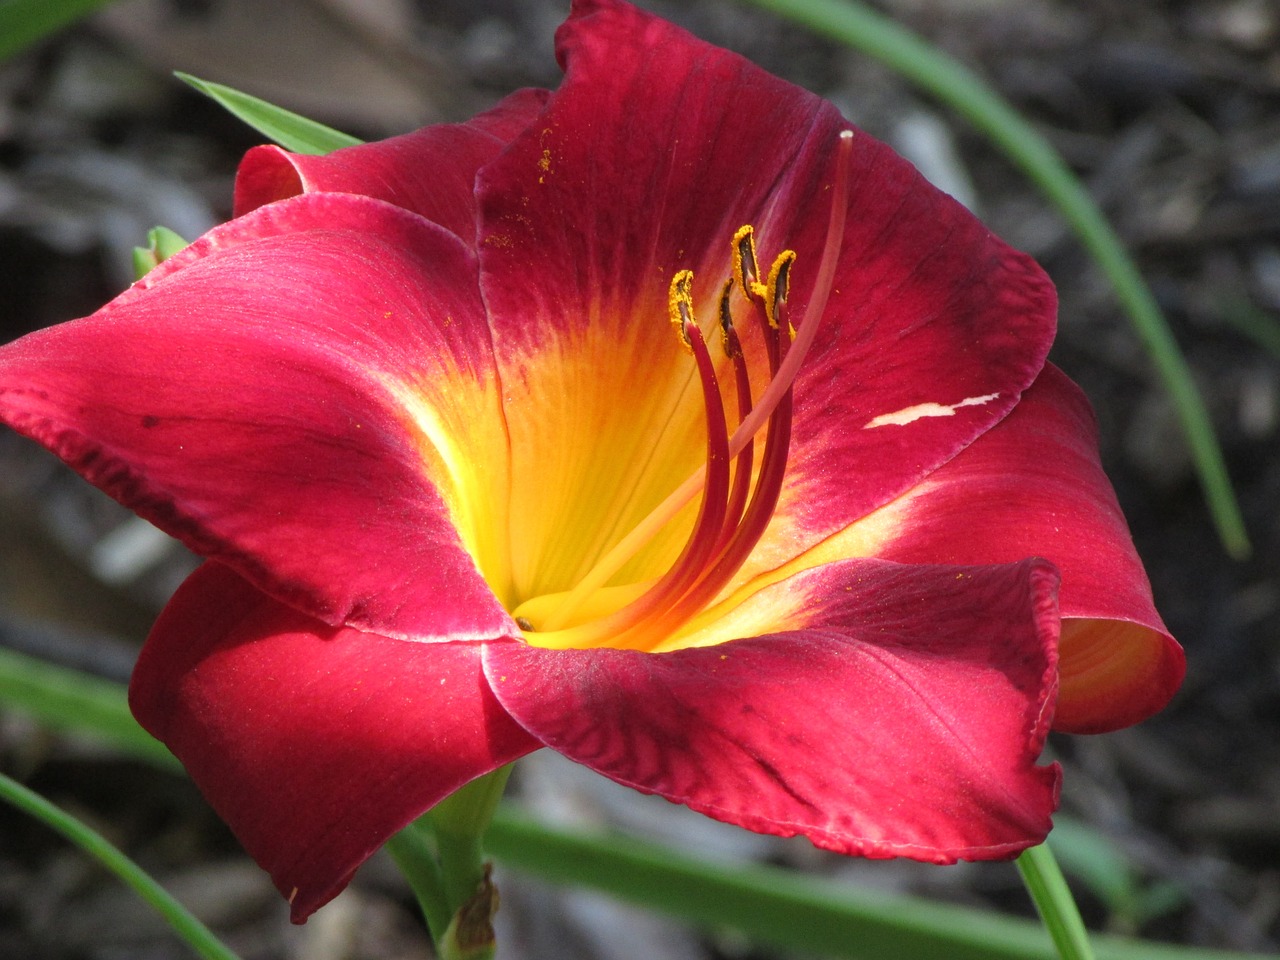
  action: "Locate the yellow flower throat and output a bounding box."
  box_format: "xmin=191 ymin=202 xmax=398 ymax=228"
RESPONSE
xmin=514 ymin=130 xmax=854 ymax=653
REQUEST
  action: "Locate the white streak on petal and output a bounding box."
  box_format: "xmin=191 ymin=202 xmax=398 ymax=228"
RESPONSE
xmin=863 ymin=392 xmax=1000 ymax=429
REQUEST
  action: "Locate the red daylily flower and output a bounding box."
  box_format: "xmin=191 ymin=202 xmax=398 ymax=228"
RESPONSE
xmin=0 ymin=0 xmax=1182 ymax=922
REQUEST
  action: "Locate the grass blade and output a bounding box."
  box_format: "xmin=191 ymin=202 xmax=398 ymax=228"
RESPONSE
xmin=0 ymin=771 xmax=241 ymax=960
xmin=176 ymin=73 xmax=363 ymax=154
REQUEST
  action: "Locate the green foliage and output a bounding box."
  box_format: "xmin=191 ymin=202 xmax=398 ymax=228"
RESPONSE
xmin=176 ymin=73 xmax=364 ymax=155
xmin=133 ymin=226 xmax=191 ymax=280
xmin=0 ymin=648 xmax=179 ymax=771
xmin=0 ymin=771 xmax=241 ymax=959
xmin=1050 ymin=816 xmax=1187 ymax=935
xmin=0 ymin=0 xmax=122 ymax=61
xmin=1219 ymin=297 xmax=1280 ymax=362
xmin=1020 ymin=840 xmax=1098 ymax=960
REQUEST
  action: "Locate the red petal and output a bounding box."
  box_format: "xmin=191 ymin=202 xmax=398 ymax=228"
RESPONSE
xmin=234 ymin=88 xmax=550 ymax=240
xmin=863 ymin=365 xmax=1183 ymax=732
xmin=476 ymin=0 xmax=1056 ymax=593
xmin=0 ymin=193 xmax=512 ymax=640
xmin=479 ymin=0 xmax=845 ymax=350
xmin=778 ymin=215 xmax=1054 ymax=558
xmin=486 ymin=558 xmax=1061 ymax=861
xmin=130 ymin=563 xmax=539 ymax=922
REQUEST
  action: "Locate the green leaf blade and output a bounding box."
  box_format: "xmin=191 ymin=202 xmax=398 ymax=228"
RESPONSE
xmin=0 ymin=771 xmax=241 ymax=960
xmin=176 ymin=73 xmax=363 ymax=155
xmin=1019 ymin=843 xmax=1097 ymax=960
xmin=0 ymin=646 xmax=180 ymax=771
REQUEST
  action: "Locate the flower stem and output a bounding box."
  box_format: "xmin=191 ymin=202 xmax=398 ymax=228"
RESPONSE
xmin=426 ymin=764 xmax=514 ymax=909
xmin=1018 ymin=843 xmax=1096 ymax=960
xmin=384 ymin=823 xmax=452 ymax=944
xmin=387 ymin=765 xmax=514 ymax=957
xmin=0 ymin=771 xmax=240 ymax=960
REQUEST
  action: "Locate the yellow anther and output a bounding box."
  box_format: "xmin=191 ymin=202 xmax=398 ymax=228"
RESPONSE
xmin=668 ymin=269 xmax=696 ymax=349
xmin=731 ymin=225 xmax=761 ymax=300
xmin=764 ymin=250 xmax=796 ymax=331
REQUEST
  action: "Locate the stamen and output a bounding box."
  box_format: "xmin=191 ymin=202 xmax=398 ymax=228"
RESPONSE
xmin=717 ymin=278 xmax=738 ymax=357
xmin=732 ymin=225 xmax=763 ymax=299
xmin=655 ymin=320 xmax=731 ymax=597
xmin=724 ymin=129 xmax=853 ymax=456
xmin=633 ymin=281 xmax=794 ymax=645
xmin=533 ymin=317 xmax=731 ymax=646
xmin=764 ymin=251 xmax=795 ymax=333
xmin=668 ymin=269 xmax=696 ymax=348
xmin=640 ymin=387 xmax=791 ymax=644
xmin=526 ymin=129 xmax=855 ymax=648
xmin=717 ymin=319 xmax=756 ymax=553
xmin=664 ymin=410 xmax=797 ymax=644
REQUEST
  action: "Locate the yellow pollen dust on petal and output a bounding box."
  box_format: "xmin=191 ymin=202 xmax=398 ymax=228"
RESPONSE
xmin=515 ymin=128 xmax=856 ymax=653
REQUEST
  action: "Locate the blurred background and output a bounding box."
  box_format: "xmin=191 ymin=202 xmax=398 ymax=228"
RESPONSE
xmin=1 ymin=0 xmax=1278 ymax=957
